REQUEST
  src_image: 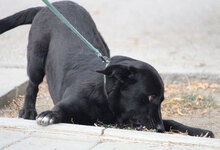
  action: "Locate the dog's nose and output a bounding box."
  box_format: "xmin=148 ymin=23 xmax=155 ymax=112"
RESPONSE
xmin=156 ymin=124 xmax=165 ymax=133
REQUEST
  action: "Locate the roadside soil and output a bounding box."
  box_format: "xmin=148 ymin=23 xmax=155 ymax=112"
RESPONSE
xmin=0 ymin=79 xmax=219 ymax=138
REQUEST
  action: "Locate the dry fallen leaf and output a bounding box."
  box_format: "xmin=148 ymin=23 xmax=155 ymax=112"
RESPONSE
xmin=7 ymin=111 xmax=15 ymax=118
xmin=196 ymin=95 xmax=204 ymax=101
xmin=177 ymin=108 xmax=188 ymax=116
xmin=13 ymin=100 xmax=21 ymax=109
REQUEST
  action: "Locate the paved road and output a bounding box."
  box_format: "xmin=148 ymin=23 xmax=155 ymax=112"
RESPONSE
xmin=0 ymin=0 xmax=220 ymax=74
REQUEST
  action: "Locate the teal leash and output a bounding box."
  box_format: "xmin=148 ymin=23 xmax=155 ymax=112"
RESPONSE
xmin=42 ymin=0 xmax=110 ymax=64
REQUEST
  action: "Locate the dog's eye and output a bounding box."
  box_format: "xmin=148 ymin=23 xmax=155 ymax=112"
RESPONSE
xmin=148 ymin=95 xmax=156 ymax=103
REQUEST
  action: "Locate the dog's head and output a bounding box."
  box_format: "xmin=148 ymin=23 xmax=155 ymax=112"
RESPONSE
xmin=97 ymin=56 xmax=165 ymax=132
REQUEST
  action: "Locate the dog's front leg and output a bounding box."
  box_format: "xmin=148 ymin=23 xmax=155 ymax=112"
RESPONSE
xmin=36 ymin=97 xmax=76 ymax=126
xmin=163 ymin=119 xmax=214 ymax=138
xmin=36 ymin=105 xmax=66 ymax=126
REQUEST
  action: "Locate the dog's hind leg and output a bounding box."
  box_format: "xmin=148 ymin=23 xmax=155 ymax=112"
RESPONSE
xmin=19 ymin=32 xmax=49 ymax=120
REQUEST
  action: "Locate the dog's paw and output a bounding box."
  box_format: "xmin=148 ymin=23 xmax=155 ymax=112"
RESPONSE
xmin=19 ymin=108 xmax=37 ymax=120
xmin=189 ymin=129 xmax=215 ymax=138
xmin=36 ymin=111 xmax=62 ymax=126
xmin=204 ymin=131 xmax=215 ymax=138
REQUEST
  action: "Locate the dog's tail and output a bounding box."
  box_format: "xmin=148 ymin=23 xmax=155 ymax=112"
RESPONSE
xmin=0 ymin=7 xmax=43 ymax=34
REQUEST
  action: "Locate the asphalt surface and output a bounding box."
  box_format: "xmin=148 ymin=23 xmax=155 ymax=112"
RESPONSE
xmin=0 ymin=0 xmax=220 ymax=74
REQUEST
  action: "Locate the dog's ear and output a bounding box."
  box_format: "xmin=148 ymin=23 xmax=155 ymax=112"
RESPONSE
xmin=97 ymin=65 xmax=136 ymax=83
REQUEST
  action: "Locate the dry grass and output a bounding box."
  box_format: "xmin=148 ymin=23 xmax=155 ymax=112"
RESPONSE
xmin=162 ymin=81 xmax=219 ymax=118
xmin=1 ymin=80 xmax=219 ymax=119
xmin=0 ymin=81 xmax=53 ymax=118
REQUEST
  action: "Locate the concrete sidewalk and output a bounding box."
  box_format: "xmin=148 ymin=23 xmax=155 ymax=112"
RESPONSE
xmin=0 ymin=118 xmax=220 ymax=150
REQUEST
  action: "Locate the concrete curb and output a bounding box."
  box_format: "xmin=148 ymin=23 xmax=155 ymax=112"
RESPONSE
xmin=0 ymin=118 xmax=104 ymax=136
xmin=0 ymin=81 xmax=28 ymax=108
xmin=0 ymin=118 xmax=220 ymax=149
xmin=161 ymin=73 xmax=220 ymax=84
xmin=103 ymin=128 xmax=220 ymax=148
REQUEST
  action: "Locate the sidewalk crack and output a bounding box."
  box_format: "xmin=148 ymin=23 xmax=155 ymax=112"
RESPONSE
xmin=100 ymin=128 xmax=106 ymax=136
xmin=0 ymin=131 xmax=35 ymax=150
xmin=88 ymin=128 xmax=106 ymax=150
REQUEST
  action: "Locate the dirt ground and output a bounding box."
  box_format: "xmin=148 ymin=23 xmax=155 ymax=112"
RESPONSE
xmin=0 ymin=80 xmax=219 ymax=138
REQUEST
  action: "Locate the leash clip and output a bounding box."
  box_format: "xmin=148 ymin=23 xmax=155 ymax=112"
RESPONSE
xmin=97 ymin=53 xmax=110 ymax=64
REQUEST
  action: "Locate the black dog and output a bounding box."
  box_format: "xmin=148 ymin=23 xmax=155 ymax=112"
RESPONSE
xmin=0 ymin=1 xmax=214 ymax=137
